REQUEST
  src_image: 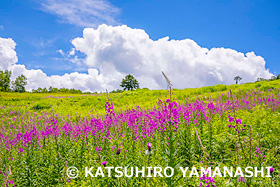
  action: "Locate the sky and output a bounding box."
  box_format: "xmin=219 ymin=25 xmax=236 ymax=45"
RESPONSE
xmin=0 ymin=0 xmax=279 ymax=92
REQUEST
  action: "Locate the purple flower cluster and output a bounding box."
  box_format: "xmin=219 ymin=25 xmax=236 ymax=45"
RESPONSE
xmin=254 ymin=147 xmax=266 ymax=163
xmin=0 ymin=91 xmax=279 ymax=159
xmin=6 ymin=179 xmax=14 ymax=187
xmin=238 ymin=176 xmax=245 ymax=183
xmin=199 ymin=174 xmax=216 ymax=187
xmin=101 ymin=161 xmax=107 ymax=166
xmin=95 ymin=146 xmax=102 ymax=152
xmin=227 ymin=115 xmax=247 ymax=133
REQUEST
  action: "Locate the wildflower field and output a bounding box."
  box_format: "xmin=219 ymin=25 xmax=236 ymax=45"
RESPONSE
xmin=1 ymin=80 xmax=280 ymax=186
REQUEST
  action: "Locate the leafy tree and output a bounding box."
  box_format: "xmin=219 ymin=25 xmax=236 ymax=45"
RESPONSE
xmin=120 ymin=74 xmax=139 ymax=91
xmin=257 ymin=77 xmax=266 ymax=82
xmin=271 ymin=76 xmax=277 ymax=80
xmin=32 ymin=87 xmax=82 ymax=94
xmin=110 ymin=89 xmax=124 ymax=93
xmin=42 ymin=87 xmax=48 ymax=93
xmin=234 ymin=76 xmax=242 ymax=84
xmin=0 ymin=70 xmax=11 ymax=91
xmin=48 ymin=86 xmax=54 ymax=93
xmin=12 ymin=74 xmax=27 ymax=93
xmin=37 ymin=88 xmax=43 ymax=93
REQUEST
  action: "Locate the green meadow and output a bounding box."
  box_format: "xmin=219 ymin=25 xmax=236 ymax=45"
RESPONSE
xmin=1 ymin=80 xmax=280 ymax=186
xmin=1 ymin=80 xmax=279 ymax=116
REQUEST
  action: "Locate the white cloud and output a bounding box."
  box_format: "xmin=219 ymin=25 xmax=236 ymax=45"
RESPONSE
xmin=0 ymin=38 xmax=18 ymax=71
xmin=71 ymin=24 xmax=273 ymax=90
xmin=9 ymin=64 xmax=108 ymax=92
xmin=0 ymin=25 xmax=273 ymax=92
xmin=57 ymin=49 xmax=64 ymax=56
xmin=0 ymin=25 xmax=4 ymax=30
xmin=0 ymin=37 xmax=107 ymax=91
xmin=56 ymin=48 xmax=84 ymax=65
xmin=38 ymin=0 xmax=120 ymax=27
xmin=69 ymin=48 xmax=75 ymax=56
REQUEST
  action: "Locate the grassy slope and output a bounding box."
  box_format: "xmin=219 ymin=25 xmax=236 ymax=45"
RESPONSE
xmin=0 ymin=80 xmax=280 ymax=117
xmin=1 ymin=80 xmax=280 ymax=186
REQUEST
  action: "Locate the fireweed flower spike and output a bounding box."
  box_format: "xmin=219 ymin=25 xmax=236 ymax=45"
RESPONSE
xmin=2 ymin=88 xmax=280 ymax=186
xmin=236 ymin=118 xmax=242 ymax=124
xmin=147 ymin=143 xmax=152 ymax=151
xmin=101 ymin=161 xmax=107 ymax=167
xmin=146 ymin=143 xmax=152 ymax=155
xmin=116 ymin=148 xmax=122 ymax=155
xmin=228 ymin=115 xmax=234 ymax=122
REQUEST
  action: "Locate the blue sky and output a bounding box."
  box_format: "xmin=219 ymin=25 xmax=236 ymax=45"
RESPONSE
xmin=0 ymin=0 xmax=279 ymax=91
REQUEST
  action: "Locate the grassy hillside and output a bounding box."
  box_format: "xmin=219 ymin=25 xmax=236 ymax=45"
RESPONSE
xmin=1 ymin=80 xmax=280 ymax=117
xmin=1 ymin=80 xmax=280 ymax=186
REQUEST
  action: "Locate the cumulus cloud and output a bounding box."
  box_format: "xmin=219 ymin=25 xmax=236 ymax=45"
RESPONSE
xmin=38 ymin=0 xmax=120 ymax=27
xmin=0 ymin=25 xmax=273 ymax=92
xmin=0 ymin=37 xmax=18 ymax=71
xmin=71 ymin=24 xmax=272 ymax=89
xmin=0 ymin=37 xmax=107 ymax=91
xmin=9 ymin=64 xmax=110 ymax=92
xmin=56 ymin=48 xmax=84 ymax=65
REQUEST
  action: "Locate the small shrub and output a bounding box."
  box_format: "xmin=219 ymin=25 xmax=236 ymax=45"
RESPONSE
xmin=32 ymin=102 xmax=51 ymax=110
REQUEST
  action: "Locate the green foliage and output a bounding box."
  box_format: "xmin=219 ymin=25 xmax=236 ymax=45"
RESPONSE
xmin=110 ymin=89 xmax=124 ymax=93
xmin=1 ymin=79 xmax=280 ymax=186
xmin=257 ymin=77 xmax=266 ymax=82
xmin=0 ymin=71 xmax=28 ymax=93
xmin=120 ymin=74 xmax=139 ymax=91
xmin=234 ymin=75 xmax=242 ymax=84
xmin=0 ymin=79 xmax=279 ymax=116
xmin=32 ymin=102 xmax=51 ymax=110
xmin=32 ymin=87 xmax=83 ymax=94
xmin=257 ymin=74 xmax=280 ymax=82
xmin=12 ymin=74 xmax=27 ymax=93
xmin=0 ymin=70 xmax=11 ymax=91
